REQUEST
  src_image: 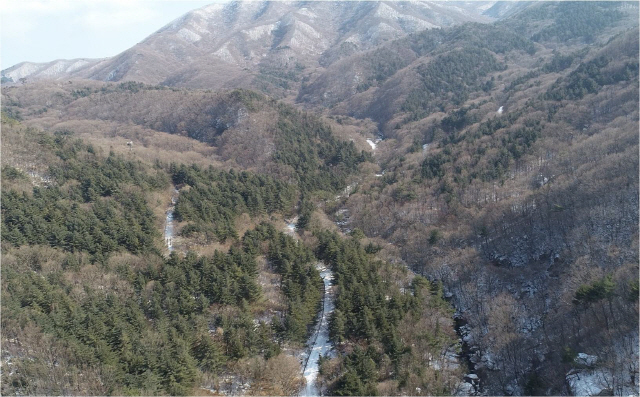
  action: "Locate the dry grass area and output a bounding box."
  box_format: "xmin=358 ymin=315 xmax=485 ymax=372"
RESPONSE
xmin=235 ymin=354 xmax=304 ymax=396
xmin=305 ymin=209 xmax=341 ymax=237
xmin=22 ymin=118 xmax=222 ymax=168
xmin=1 ymin=123 xmax=60 ymax=186
xmin=254 ymin=256 xmax=286 ymax=316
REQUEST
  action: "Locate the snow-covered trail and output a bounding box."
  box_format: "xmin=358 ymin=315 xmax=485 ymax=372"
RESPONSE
xmin=164 ymin=188 xmax=178 ymax=253
xmin=300 ymin=265 xmax=335 ymax=396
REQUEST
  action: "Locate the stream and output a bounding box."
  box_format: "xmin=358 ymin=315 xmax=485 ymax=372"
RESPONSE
xmin=453 ymin=314 xmax=482 ymax=395
xmin=297 ymin=134 xmax=380 ymax=394
xmin=164 ymin=188 xmax=178 ymax=253
xmin=283 ymin=220 xmax=335 ymax=396
xmin=298 ymin=131 xmax=480 ymax=396
xmin=300 ymin=264 xmax=335 ymax=396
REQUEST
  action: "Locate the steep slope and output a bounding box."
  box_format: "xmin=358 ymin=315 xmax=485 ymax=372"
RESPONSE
xmin=2 ymin=1 xmax=493 ymax=95
xmin=328 ymin=6 xmax=639 ymax=394
xmin=298 ymin=1 xmax=638 ymax=135
xmin=297 ymin=22 xmax=535 ymax=123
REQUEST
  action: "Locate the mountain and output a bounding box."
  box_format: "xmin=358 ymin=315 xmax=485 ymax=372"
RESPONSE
xmin=1 ymin=1 xmax=639 ymax=396
xmin=297 ymin=1 xmax=638 ymax=131
xmin=2 ymin=1 xmax=494 ymax=93
xmin=481 ymin=1 xmax=532 ymax=19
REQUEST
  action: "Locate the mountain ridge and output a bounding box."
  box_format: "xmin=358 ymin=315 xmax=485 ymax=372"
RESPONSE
xmin=2 ymin=1 xmax=496 ymax=91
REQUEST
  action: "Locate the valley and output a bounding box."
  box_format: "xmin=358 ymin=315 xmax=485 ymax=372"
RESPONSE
xmin=1 ymin=1 xmax=638 ymax=396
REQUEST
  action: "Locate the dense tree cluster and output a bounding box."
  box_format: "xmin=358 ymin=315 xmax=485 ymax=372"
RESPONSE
xmin=530 ymin=2 xmax=623 ymax=43
xmin=2 ymin=136 xmax=165 ymax=261
xmin=2 ymin=3 xmax=637 ymax=395
xmin=335 ymin=20 xmax=638 ymax=394
xmin=573 ymin=275 xmax=616 ymax=306
xmin=256 ymin=63 xmax=304 ymax=92
xmin=356 ymin=23 xmax=535 ymax=94
xmin=504 ymin=50 xmax=587 ymax=93
xmin=71 ymin=81 xmax=170 ymax=99
xmin=2 ymin=222 xmax=321 ymax=395
xmin=314 ymin=231 xmax=458 ymax=395
xmin=0 ymin=129 xmax=324 ymax=395
xmin=273 ymin=105 xmax=370 ymax=193
xmin=403 ymin=48 xmax=507 ymax=120
xmin=171 ymin=164 xmax=297 ymax=242
xmin=441 ymin=23 xmax=536 ymax=56
xmin=245 ymin=222 xmax=323 ymax=343
xmin=545 ymin=55 xmax=639 ymax=101
xmin=2 ymin=188 xmax=157 ymax=260
xmin=498 ymin=2 xmax=625 ymax=44
xmin=416 ymin=109 xmax=541 ymax=186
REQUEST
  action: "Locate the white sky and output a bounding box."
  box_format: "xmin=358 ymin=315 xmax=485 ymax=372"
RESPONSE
xmin=0 ymin=0 xmax=221 ymax=70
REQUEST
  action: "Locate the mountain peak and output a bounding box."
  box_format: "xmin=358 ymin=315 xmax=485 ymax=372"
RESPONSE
xmin=2 ymin=1 xmax=494 ymax=89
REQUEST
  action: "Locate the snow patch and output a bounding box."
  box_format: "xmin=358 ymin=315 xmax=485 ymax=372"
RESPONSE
xmin=410 ymin=0 xmax=432 ymax=10
xmin=477 ymin=2 xmax=498 ymax=11
xmin=189 ymin=20 xmax=211 ymax=35
xmin=26 ymin=170 xmax=52 ymax=186
xmin=66 ymin=59 xmax=90 ymax=73
xmin=194 ymin=3 xmax=225 ymax=19
xmin=164 ymin=189 xmax=179 ymax=253
xmin=40 ymin=61 xmax=72 ymax=77
xmin=575 ymin=353 xmax=598 ymax=367
xmin=289 ymin=22 xmax=329 ymax=55
xmin=398 ymin=14 xmax=437 ymax=30
xmin=567 ymin=370 xmax=610 ymax=396
xmin=242 ymin=23 xmax=276 ymax=40
xmin=4 ymin=62 xmax=42 ymax=80
xmin=214 ymin=43 xmax=236 ymax=64
xmin=344 ymin=34 xmax=361 ymax=45
xmin=296 ymin=7 xmax=318 ymax=20
xmin=106 ymin=68 xmax=119 ymax=81
xmin=455 ymin=381 xmax=475 ymax=396
xmin=373 ymin=3 xmax=437 ymax=30
xmin=431 ymin=350 xmax=461 ymax=371
xmin=342 ymin=183 xmax=357 ymax=197
xmin=177 ymin=28 xmax=202 ymax=43
xmin=366 ymin=139 xmax=377 ymax=150
xmin=284 ymin=216 xmax=298 ymax=238
xmin=295 ymin=19 xmax=323 ymax=40
xmin=376 ymin=3 xmax=402 ymax=19
xmin=372 ymin=22 xmax=398 ymax=34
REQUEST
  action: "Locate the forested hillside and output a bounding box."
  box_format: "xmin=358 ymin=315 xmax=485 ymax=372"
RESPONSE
xmin=325 ymin=3 xmax=639 ymax=395
xmin=1 ymin=1 xmax=638 ymax=396
xmin=1 ymin=84 xmax=370 ymax=195
xmin=1 ymin=101 xmax=457 ymax=395
xmin=0 ymin=120 xmax=322 ymax=394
